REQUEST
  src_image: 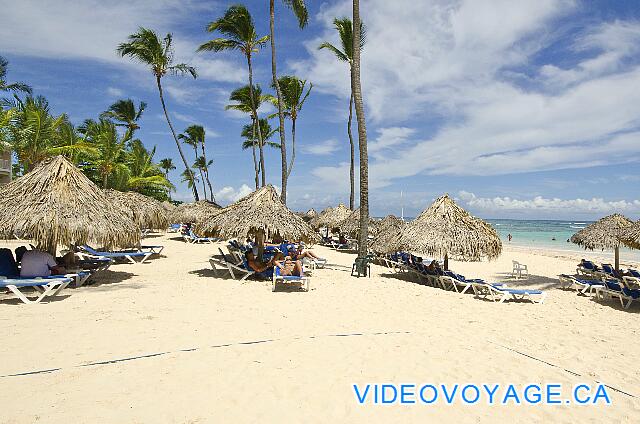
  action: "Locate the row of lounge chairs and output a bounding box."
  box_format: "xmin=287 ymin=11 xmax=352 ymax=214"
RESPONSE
xmin=560 ymin=261 xmax=640 ymax=309
xmin=378 ymin=252 xmax=546 ymax=304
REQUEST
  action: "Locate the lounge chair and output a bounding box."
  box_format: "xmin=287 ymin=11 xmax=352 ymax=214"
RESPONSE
xmin=576 ymin=260 xmax=599 ymax=278
xmin=185 ymin=230 xmax=217 ymax=244
xmin=558 ymin=274 xmax=603 ymax=295
xmin=78 ymin=245 xmax=153 ymax=264
xmin=471 ymin=281 xmax=546 ymax=304
xmin=511 ymin=261 xmax=528 ymax=279
xmin=167 ymin=223 xmax=182 ymax=233
xmin=595 ymin=279 xmax=639 ymax=309
xmin=1 ymin=277 xmax=72 ymax=304
xmin=441 ymin=271 xmax=485 ymax=294
xmin=272 ymin=265 xmax=310 ymax=292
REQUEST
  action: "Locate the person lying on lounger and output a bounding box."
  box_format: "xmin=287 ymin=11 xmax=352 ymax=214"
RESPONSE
xmin=288 ymin=244 xmax=325 ymax=262
xmin=274 ymin=256 xmax=303 ymax=277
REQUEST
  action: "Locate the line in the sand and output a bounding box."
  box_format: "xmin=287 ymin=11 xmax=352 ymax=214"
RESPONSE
xmin=491 ymin=341 xmax=636 ymax=398
xmin=0 ymin=331 xmax=411 ymax=379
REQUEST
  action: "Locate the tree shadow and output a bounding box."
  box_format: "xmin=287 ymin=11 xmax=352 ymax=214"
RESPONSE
xmin=83 ymin=270 xmax=137 ymax=289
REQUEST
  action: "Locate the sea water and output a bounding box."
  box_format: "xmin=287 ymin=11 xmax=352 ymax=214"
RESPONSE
xmin=488 ymin=219 xmax=640 ymax=263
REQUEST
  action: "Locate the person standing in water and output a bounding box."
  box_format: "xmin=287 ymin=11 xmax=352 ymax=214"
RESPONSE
xmin=508 ymin=233 xmax=512 ymax=242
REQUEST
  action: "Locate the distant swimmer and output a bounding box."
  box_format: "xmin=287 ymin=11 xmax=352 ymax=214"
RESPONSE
xmin=552 ymin=237 xmax=556 ymax=241
xmin=508 ymin=233 xmax=512 ymax=242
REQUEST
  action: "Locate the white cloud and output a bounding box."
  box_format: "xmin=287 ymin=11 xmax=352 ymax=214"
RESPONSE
xmin=0 ymin=0 xmax=245 ymax=84
xmin=214 ymin=184 xmax=253 ymax=205
xmin=173 ymin=112 xmax=197 ymax=124
xmin=458 ymin=190 xmax=640 ymax=215
xmin=298 ymin=2 xmax=640 ymax=187
xmin=301 ymin=138 xmax=341 ymax=155
xmin=106 ymin=87 xmax=124 ymax=97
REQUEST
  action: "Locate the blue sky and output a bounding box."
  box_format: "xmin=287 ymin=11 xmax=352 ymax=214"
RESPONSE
xmin=1 ymin=0 xmax=640 ymax=220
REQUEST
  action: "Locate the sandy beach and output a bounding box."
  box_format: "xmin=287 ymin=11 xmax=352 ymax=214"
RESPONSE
xmin=1 ymin=234 xmax=639 ymax=423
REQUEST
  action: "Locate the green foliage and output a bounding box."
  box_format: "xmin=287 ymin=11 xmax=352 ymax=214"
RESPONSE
xmin=241 ymin=119 xmax=279 ymax=150
xmin=198 ymin=5 xmax=269 ymax=56
xmin=318 ymin=17 xmax=366 ymax=64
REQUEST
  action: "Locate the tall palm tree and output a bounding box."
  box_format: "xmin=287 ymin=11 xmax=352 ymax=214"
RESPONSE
xmin=198 ymin=129 xmax=214 ymax=204
xmin=159 ymin=157 xmax=176 ymax=178
xmin=83 ymin=119 xmax=129 ymax=188
xmin=226 ymin=84 xmax=270 ymax=189
xmin=269 ymin=76 xmax=311 ymax=179
xmin=318 ymin=18 xmax=366 ymax=211
xmin=193 ymin=156 xmax=215 ymax=202
xmin=351 ymin=0 xmax=369 ymax=258
xmin=241 ymin=118 xmax=280 ymax=189
xmin=0 ymin=56 xmax=31 ymax=96
xmin=198 ymin=5 xmax=269 ymax=187
xmin=117 ymin=28 xmax=200 ymax=201
xmin=269 ymin=0 xmax=308 ymax=204
xmin=178 ymin=125 xmax=207 ymax=200
xmin=100 ymin=99 xmax=146 ymax=141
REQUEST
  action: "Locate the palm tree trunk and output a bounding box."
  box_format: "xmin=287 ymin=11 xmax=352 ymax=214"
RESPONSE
xmin=194 ymin=146 xmax=207 ymax=200
xmin=251 ymin=118 xmax=259 ymax=189
xmin=287 ymin=118 xmax=296 ymax=178
xmin=246 ymin=56 xmax=266 ymax=187
xmin=270 ymin=0 xmax=288 ymax=203
xmin=200 ymin=143 xmax=215 ymax=202
xmin=156 ymin=76 xmax=199 ymax=201
xmin=347 ymin=91 xmax=355 ymax=211
xmin=352 ymin=0 xmax=369 ymax=258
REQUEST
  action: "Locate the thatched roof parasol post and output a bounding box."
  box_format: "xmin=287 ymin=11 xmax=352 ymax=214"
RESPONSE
xmin=391 ymin=194 xmax=501 ymax=270
xmin=196 ymin=185 xmax=319 ymax=259
xmin=570 ymin=213 xmax=634 ymax=272
xmin=0 ymin=155 xmax=140 ymax=255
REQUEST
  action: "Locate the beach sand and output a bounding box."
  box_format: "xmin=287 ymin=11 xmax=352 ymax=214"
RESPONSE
xmin=1 ymin=234 xmax=639 ymax=423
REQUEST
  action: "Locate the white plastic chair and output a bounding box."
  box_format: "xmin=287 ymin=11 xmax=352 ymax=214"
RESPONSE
xmin=512 ymin=261 xmax=528 ymax=279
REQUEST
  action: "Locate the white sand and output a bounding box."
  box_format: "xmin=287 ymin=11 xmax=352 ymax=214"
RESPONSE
xmin=1 ymin=234 xmax=639 ymax=423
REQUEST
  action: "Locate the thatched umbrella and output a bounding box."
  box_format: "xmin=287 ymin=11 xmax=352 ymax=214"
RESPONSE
xmin=338 ymin=207 xmax=376 ymax=237
xmin=391 ymin=194 xmax=502 ymax=270
xmin=196 ymin=185 xmax=319 ymax=257
xmin=0 ymin=155 xmax=140 ymax=254
xmin=370 ymin=215 xmax=405 ymax=253
xmin=620 ymin=220 xmax=640 ymax=251
xmin=304 ymin=208 xmax=318 ymax=222
xmin=104 ymin=189 xmax=169 ymax=230
xmin=570 ymin=214 xmax=634 ymax=271
xmin=170 ymin=200 xmax=222 ymax=223
xmin=162 ymin=201 xmax=176 ymax=211
xmin=311 ymin=203 xmax=351 ymax=231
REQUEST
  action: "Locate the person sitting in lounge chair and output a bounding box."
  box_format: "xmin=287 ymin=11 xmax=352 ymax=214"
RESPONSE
xmin=426 ymin=260 xmax=441 ymax=273
xmin=274 ymin=255 xmax=303 ymax=277
xmin=288 ymin=244 xmax=324 ymax=262
xmin=245 ymin=249 xmax=276 ymax=274
xmin=20 ymin=249 xmax=66 ymax=278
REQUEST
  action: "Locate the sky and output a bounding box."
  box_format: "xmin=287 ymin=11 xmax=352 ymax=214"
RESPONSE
xmin=1 ymin=0 xmax=640 ymax=220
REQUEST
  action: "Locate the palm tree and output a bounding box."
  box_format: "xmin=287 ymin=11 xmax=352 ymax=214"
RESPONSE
xmin=193 ymin=156 xmax=215 ymax=202
xmin=318 ymin=17 xmax=366 ymax=211
xmin=269 ymin=0 xmax=308 ymax=204
xmin=178 ymin=125 xmax=207 ymax=199
xmin=159 ymin=158 xmax=176 ymax=178
xmin=117 ymin=28 xmax=200 ymax=201
xmin=198 ymin=4 xmax=269 ymax=187
xmin=82 ymin=119 xmax=129 ymax=188
xmin=125 ymin=140 xmax=173 ymax=197
xmin=269 ymin=76 xmax=311 ymax=179
xmin=7 ymin=96 xmax=67 ymax=173
xmin=100 ymin=99 xmax=146 ymax=141
xmin=351 ymin=0 xmax=369 ymax=258
xmin=226 ymin=84 xmax=271 ymax=189
xmin=0 ymin=56 xmax=31 ymax=96
xmin=178 ymin=125 xmax=214 ymax=201
xmin=241 ymin=118 xmax=280 ymax=189
xmin=181 ymin=168 xmax=199 ymax=193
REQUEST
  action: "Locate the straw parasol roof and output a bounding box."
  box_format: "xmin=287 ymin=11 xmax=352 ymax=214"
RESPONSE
xmin=310 ymin=203 xmax=351 ymax=229
xmin=170 ymin=200 xmax=222 ymax=223
xmin=304 ymin=208 xmax=318 ymax=220
xmin=370 ymin=215 xmax=405 ymax=253
xmin=570 ymin=213 xmax=634 ymax=271
xmin=337 ymin=207 xmax=376 ymax=236
xmin=196 ymin=185 xmax=319 ymax=246
xmin=0 ymin=155 xmax=140 ymax=254
xmin=104 ymin=189 xmax=169 ymax=230
xmin=391 ymin=194 xmax=502 ymax=269
xmin=620 ymin=220 xmax=640 ymax=250
xmin=162 ymin=201 xmax=176 ymax=211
